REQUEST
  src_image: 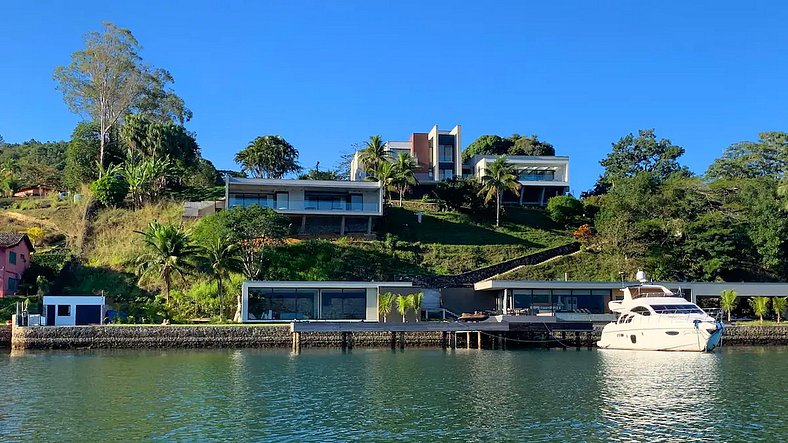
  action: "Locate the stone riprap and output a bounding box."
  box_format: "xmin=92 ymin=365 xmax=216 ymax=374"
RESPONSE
xmin=10 ymin=325 xmax=445 ymax=351
xmin=8 ymin=324 xmax=788 ymax=351
xmin=1 ymin=326 xmax=10 ymax=348
xmin=11 ymin=325 xmax=292 ymax=350
xmin=722 ymin=325 xmax=788 ymax=346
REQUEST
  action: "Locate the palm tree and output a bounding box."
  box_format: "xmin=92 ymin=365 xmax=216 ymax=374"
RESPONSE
xmin=370 ymin=161 xmax=396 ymax=203
xmin=392 ymin=152 xmax=419 ymax=207
xmin=478 ymin=156 xmax=521 ymax=227
xmin=359 ymin=135 xmax=387 ymax=173
xmin=750 ymin=296 xmax=770 ymax=323
xmin=772 ymin=296 xmax=787 ymax=323
xmin=720 ymin=289 xmax=738 ymax=322
xmin=396 ymin=294 xmax=410 ymax=323
xmin=410 ymin=292 xmax=424 ymax=322
xmin=378 ymin=292 xmax=396 ymax=322
xmin=136 ymin=221 xmax=199 ymax=304
xmin=202 ymin=236 xmax=242 ymax=321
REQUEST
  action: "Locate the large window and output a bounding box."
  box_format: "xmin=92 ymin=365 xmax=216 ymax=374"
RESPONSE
xmin=247 ymin=288 xmax=317 ymax=320
xmin=519 ymin=170 xmax=556 ymax=181
xmin=349 ymin=194 xmax=363 ymax=211
xmin=304 ymin=193 xmax=348 ymax=211
xmin=321 ymin=289 xmax=366 ymax=320
xmin=511 ymin=289 xmax=610 ymax=314
xmin=439 ymin=145 xmax=453 ymax=162
xmin=276 ymin=192 xmax=289 ymax=210
xmin=8 ymin=251 xmax=16 ymax=265
xmin=439 ymin=168 xmax=454 ymax=180
xmin=229 ymin=194 xmax=274 ymax=209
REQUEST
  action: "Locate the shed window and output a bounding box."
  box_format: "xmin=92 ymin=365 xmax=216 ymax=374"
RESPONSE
xmin=8 ymin=251 xmax=16 ymax=265
xmin=57 ymin=305 xmax=71 ymax=316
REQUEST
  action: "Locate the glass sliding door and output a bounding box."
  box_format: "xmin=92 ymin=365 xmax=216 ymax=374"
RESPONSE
xmin=320 ymin=289 xmax=366 ymax=320
xmin=247 ymin=288 xmax=317 ymax=320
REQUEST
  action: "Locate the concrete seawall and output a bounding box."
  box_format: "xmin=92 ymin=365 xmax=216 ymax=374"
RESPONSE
xmin=7 ymin=324 xmax=788 ymax=351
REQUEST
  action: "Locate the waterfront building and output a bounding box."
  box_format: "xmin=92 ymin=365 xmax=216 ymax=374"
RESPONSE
xmin=464 ymin=155 xmax=570 ymax=205
xmin=472 ymin=279 xmax=788 ymax=316
xmin=350 ymin=124 xmax=463 ymax=183
xmin=241 ymin=281 xmax=412 ymax=322
xmin=223 ymin=177 xmax=384 ymax=235
xmin=0 ymin=233 xmax=34 ymax=298
xmin=40 ymin=295 xmax=106 ymax=326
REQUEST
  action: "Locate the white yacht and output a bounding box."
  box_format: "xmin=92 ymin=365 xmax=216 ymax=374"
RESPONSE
xmin=597 ymin=283 xmax=724 ymax=352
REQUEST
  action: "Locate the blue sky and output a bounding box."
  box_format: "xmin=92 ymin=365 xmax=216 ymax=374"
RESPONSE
xmin=1 ymin=1 xmax=787 ymax=193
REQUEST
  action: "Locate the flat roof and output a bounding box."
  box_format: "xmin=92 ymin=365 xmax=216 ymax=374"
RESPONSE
xmin=474 ymin=280 xmax=788 ymax=296
xmin=243 ymin=281 xmax=412 ymax=289
xmin=470 ymin=155 xmax=569 ymax=162
xmin=227 ymin=177 xmax=381 ymax=190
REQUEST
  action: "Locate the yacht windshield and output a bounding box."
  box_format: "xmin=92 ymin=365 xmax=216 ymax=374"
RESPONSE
xmin=651 ymin=304 xmax=704 ymax=314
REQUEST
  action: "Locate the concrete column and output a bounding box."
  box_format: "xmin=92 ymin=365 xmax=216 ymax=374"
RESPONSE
xmin=367 ymin=216 xmax=372 ymax=235
xmin=301 ymin=215 xmax=307 ymax=233
xmin=502 ymin=289 xmax=509 ymax=315
xmin=340 ymin=216 xmax=346 ymax=235
xmin=540 ymin=187 xmax=546 ymax=205
xmin=519 ymin=187 xmax=524 ymax=205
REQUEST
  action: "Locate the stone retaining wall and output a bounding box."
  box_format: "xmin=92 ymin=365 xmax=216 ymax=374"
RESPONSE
xmin=12 ymin=325 xmax=292 ymax=350
xmin=1 ymin=326 xmax=10 ymax=349
xmin=10 ymin=326 xmax=445 ymax=351
xmin=722 ymin=325 xmax=788 ymax=346
xmin=9 ymin=324 xmax=788 ymax=351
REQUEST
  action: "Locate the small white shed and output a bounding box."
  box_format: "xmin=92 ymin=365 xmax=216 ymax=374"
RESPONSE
xmin=42 ymin=295 xmax=106 ymax=326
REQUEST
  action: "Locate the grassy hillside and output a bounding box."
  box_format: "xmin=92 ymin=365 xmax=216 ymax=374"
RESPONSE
xmin=498 ymin=250 xmax=624 ymax=282
xmin=0 ymin=196 xmax=577 ymax=322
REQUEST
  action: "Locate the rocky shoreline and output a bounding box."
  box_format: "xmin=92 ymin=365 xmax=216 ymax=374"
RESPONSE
xmin=6 ymin=324 xmax=788 ymax=351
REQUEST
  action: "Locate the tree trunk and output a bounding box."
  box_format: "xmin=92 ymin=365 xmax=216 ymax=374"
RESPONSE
xmin=399 ymin=188 xmax=403 ymax=207
xmin=217 ymin=275 xmax=224 ymax=322
xmin=727 ymin=310 xmax=731 ymax=323
xmin=164 ymin=273 xmax=171 ymax=304
xmin=496 ymin=191 xmax=501 ymax=227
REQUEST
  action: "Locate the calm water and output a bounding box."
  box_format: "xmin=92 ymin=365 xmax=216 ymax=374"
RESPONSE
xmin=1 ymin=347 xmax=787 ymax=442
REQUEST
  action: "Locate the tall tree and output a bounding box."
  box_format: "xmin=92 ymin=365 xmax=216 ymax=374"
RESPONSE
xmin=135 ymin=221 xmax=199 ymax=303
xmin=595 ymin=129 xmax=688 ymax=192
xmin=462 ymin=134 xmax=512 ymax=161
xmin=201 ymin=236 xmax=242 ymax=321
xmin=478 ymin=156 xmax=521 ymax=226
xmin=234 ymin=135 xmax=300 ymax=179
xmin=391 ymin=152 xmax=419 ymax=207
xmin=707 ymin=132 xmax=787 ymax=180
xmin=53 ymin=22 xmax=190 ymax=170
xmin=358 ymin=135 xmax=388 ymax=173
xmin=64 ymin=122 xmax=123 ymax=190
xmin=370 ymin=161 xmax=396 ymax=203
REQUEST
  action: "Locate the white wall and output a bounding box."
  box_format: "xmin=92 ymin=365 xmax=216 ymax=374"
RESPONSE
xmin=42 ymin=296 xmax=105 ymax=326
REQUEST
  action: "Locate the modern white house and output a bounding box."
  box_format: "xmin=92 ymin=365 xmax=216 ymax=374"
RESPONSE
xmin=225 ymin=177 xmax=384 ymax=235
xmin=41 ymin=295 xmax=106 ymax=326
xmin=350 ymin=124 xmax=463 ymax=183
xmin=465 ymin=155 xmax=570 ymax=205
xmin=241 ymin=281 xmax=413 ymax=322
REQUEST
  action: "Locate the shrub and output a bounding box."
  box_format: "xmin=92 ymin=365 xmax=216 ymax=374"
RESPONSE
xmin=546 ymin=195 xmax=584 ymax=227
xmin=572 ymin=224 xmax=594 ymax=243
xmin=91 ymin=174 xmax=128 ymax=207
xmin=433 ymin=178 xmax=484 ymax=212
xmin=26 ymin=227 xmax=45 ymax=246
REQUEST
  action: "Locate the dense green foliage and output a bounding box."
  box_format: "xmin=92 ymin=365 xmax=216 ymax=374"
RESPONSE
xmin=235 ymin=135 xmax=301 ymax=179
xmin=91 ymin=173 xmax=129 ymax=207
xmin=462 ymin=133 xmax=555 ymax=161
xmin=433 ymin=178 xmax=486 ymax=212
xmin=546 ymin=195 xmax=584 ymax=227
xmin=594 ymin=129 xmax=688 ymax=193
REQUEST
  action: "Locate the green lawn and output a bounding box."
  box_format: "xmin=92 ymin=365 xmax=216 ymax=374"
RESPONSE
xmin=498 ymin=250 xmax=621 ymax=281
xmin=382 ymin=205 xmax=567 ymax=246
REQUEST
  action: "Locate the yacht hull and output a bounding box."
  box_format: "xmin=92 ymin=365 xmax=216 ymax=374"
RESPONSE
xmin=597 ymin=322 xmax=724 ymax=352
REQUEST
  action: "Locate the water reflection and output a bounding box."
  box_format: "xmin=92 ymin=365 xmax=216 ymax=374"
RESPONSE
xmin=597 ymin=350 xmax=723 ymax=441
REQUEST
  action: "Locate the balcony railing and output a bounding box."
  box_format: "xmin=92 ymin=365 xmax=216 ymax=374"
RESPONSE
xmin=229 ymin=196 xmax=380 ymax=213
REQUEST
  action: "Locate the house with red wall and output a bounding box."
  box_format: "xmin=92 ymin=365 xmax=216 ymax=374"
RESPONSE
xmin=0 ymin=233 xmax=35 ymax=297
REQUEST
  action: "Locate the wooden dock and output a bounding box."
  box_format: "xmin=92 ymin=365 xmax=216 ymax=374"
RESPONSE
xmin=288 ymin=318 xmax=596 ymax=353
